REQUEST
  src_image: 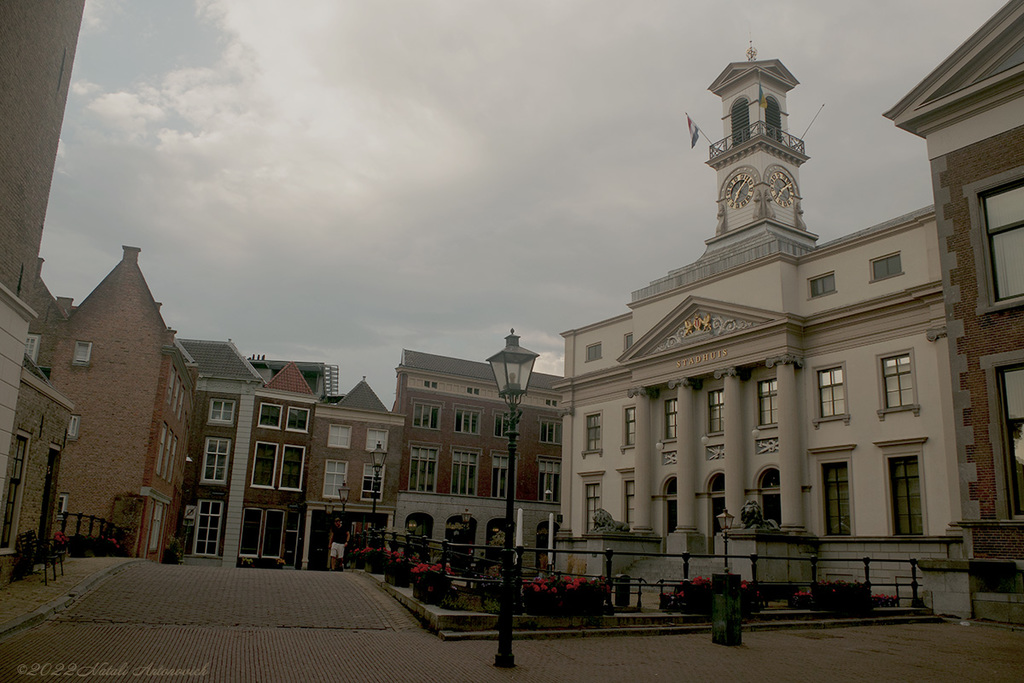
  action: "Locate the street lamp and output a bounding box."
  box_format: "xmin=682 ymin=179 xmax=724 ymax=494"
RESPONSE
xmin=337 ymin=486 xmax=349 ymax=524
xmin=487 ymin=329 xmax=539 ymax=669
xmin=370 ymin=442 xmax=386 ymax=527
xmin=716 ymin=508 xmax=735 ymax=573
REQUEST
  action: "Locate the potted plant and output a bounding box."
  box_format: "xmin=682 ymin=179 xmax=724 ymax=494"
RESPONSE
xmin=411 ymin=563 xmax=450 ymax=604
xmin=383 ymin=550 xmax=411 ymax=587
xmin=522 ymin=575 xmax=609 ymax=616
xmin=362 ymin=546 xmax=385 ymax=574
xmin=811 ymin=580 xmax=872 ymax=614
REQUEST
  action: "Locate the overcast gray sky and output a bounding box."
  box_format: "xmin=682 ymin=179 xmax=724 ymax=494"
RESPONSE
xmin=40 ymin=0 xmax=1006 ymax=406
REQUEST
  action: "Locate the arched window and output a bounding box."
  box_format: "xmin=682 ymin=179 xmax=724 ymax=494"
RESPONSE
xmin=759 ymin=468 xmax=781 ymax=526
xmin=766 ymin=96 xmax=782 ymax=140
xmin=405 ymin=513 xmax=433 ymax=538
xmin=445 ymin=514 xmax=476 ymax=545
xmin=731 ymin=98 xmax=750 ymax=146
xmin=709 ymin=473 xmax=726 ymax=534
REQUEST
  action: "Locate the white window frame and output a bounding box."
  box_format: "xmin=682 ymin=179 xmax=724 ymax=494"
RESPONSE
xmin=323 ymin=460 xmax=348 ymax=498
xmin=813 ymin=364 xmax=851 ymax=427
xmin=328 ymin=424 xmax=351 ymax=448
xmin=450 ymin=450 xmax=477 ymax=496
xmin=878 ymin=351 xmax=920 ymax=417
xmin=539 ymin=459 xmax=560 ymax=503
xmin=72 ymin=340 xmax=92 ymax=366
xmin=251 ymin=441 xmax=279 ymax=489
xmin=202 ymin=437 xmax=231 ymax=484
xmin=409 ymin=446 xmax=438 ymax=493
xmin=362 ymin=462 xmax=386 ymax=499
xmin=258 ymin=403 xmax=282 ymax=429
xmin=366 ymin=428 xmax=388 ymax=451
xmin=809 ymin=272 xmax=836 ymax=298
xmin=286 ymin=406 xmax=310 ymax=433
xmin=25 ymin=334 xmax=40 ymax=362
xmin=585 ymin=413 xmax=602 ymax=451
xmin=208 ymin=399 xmax=235 ymax=425
xmin=413 ymin=403 xmax=441 ymax=429
xmin=586 ymin=342 xmax=602 ymax=362
xmin=193 ymin=500 xmax=223 ymax=556
xmin=278 ymin=445 xmax=305 ymax=491
xmin=148 ymin=501 xmax=164 ymax=552
xmin=454 ymin=408 xmax=481 ymax=435
xmin=491 ymin=452 xmax=508 ymax=499
xmin=540 ymin=419 xmax=562 ymax=445
xmin=870 ymin=252 xmax=903 ymax=282
xmin=68 ymin=414 xmax=80 ymax=439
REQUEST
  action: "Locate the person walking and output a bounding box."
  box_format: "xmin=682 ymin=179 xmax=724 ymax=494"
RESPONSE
xmin=329 ymin=517 xmax=349 ymax=571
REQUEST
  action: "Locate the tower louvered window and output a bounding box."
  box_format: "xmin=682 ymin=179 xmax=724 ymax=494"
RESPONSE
xmin=766 ymin=96 xmax=781 ymax=139
xmin=731 ymin=98 xmax=749 ymax=145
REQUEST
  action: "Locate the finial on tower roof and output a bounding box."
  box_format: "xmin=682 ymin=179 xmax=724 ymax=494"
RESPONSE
xmin=747 ymin=40 xmax=757 ymax=62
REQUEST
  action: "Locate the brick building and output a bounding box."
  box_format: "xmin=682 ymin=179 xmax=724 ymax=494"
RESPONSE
xmin=393 ymin=349 xmax=562 ymax=551
xmin=886 ymin=0 xmax=1024 ymax=622
xmin=0 ymin=0 xmax=85 ymax=584
xmin=23 ymin=246 xmax=195 ymax=561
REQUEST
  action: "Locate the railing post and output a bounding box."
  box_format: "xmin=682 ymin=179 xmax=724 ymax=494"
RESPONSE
xmin=515 ymin=546 xmax=525 ymax=614
xmin=750 ymin=554 xmax=759 ymax=609
xmin=910 ymin=559 xmax=922 ymax=607
xmin=862 ymin=557 xmax=871 ymax=593
xmin=682 ymin=552 xmax=690 ymax=580
xmin=604 ymin=548 xmax=615 ymax=615
xmin=810 ymin=555 xmax=818 ymax=587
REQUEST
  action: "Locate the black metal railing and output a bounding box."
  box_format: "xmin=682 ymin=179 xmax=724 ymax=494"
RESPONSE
xmin=709 ymin=121 xmax=805 ymax=160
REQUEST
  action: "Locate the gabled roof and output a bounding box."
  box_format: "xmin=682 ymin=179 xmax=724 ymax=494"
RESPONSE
xmin=885 ymin=0 xmax=1024 ymax=136
xmin=399 ymin=349 xmax=561 ymax=391
xmin=336 ymin=378 xmax=388 ymax=412
xmin=708 ymin=59 xmax=799 ymax=96
xmin=264 ymin=361 xmax=314 ymax=395
xmin=178 ymin=339 xmax=263 ymax=382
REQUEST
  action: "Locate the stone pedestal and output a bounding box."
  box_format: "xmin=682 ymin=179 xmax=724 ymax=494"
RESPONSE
xmin=556 ymin=532 xmax=661 ymax=575
xmin=666 ymin=529 xmax=706 ymax=554
xmin=712 ymin=573 xmax=741 ymax=646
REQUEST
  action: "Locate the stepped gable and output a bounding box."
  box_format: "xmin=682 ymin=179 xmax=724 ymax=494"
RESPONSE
xmin=336 ymin=378 xmax=388 ymax=412
xmin=264 ymin=361 xmax=314 ymax=394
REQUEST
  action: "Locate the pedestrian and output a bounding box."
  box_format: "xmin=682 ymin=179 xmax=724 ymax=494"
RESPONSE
xmin=329 ymin=517 xmax=348 ymax=571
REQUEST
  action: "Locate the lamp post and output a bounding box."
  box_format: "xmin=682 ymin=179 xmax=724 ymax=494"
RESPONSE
xmin=488 ymin=329 xmax=539 ymax=669
xmin=716 ymin=508 xmax=734 ymax=573
xmin=370 ymin=442 xmax=386 ymax=545
xmin=337 ymin=486 xmax=349 ymax=525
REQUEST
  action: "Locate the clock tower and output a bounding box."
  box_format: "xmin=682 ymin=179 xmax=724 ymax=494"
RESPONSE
xmin=704 ymin=51 xmax=817 ymax=254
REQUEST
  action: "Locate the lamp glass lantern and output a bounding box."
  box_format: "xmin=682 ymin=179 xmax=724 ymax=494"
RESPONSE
xmin=487 ymin=329 xmax=539 ymax=405
xmin=716 ymin=508 xmax=735 ymax=572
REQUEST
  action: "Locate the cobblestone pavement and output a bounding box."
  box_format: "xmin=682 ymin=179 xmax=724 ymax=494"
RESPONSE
xmin=2 ymin=562 xmax=1024 ymax=682
xmin=0 ymin=557 xmax=136 ymax=625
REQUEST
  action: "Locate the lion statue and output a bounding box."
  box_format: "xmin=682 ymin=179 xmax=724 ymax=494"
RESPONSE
xmin=740 ymin=500 xmax=780 ymax=530
xmin=592 ymin=508 xmax=630 ymax=533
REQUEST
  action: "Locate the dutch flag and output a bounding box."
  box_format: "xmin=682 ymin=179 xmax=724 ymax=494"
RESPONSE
xmin=686 ymin=114 xmax=700 ymax=149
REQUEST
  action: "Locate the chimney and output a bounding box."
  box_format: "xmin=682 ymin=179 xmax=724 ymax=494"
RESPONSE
xmin=37 ymin=257 xmax=44 ymax=278
xmin=122 ymin=245 xmax=141 ymax=264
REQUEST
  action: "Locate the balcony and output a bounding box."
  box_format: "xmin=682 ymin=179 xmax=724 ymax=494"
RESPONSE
xmin=709 ymin=121 xmax=806 ymax=161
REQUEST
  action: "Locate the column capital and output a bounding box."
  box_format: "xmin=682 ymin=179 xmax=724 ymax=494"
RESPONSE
xmin=627 ymin=386 xmax=660 ymax=399
xmin=668 ymin=377 xmax=703 ymax=390
xmin=713 ymin=366 xmax=745 ymax=380
xmin=765 ymin=354 xmax=804 ymax=368
xmin=926 ymin=327 xmax=947 ymax=342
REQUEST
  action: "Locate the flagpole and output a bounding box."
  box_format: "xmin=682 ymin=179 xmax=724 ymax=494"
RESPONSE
xmin=685 ymin=112 xmax=715 ymax=146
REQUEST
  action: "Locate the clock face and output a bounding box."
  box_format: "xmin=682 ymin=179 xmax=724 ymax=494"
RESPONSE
xmin=769 ymin=170 xmax=796 ymax=207
xmin=726 ymin=172 xmax=754 ymax=209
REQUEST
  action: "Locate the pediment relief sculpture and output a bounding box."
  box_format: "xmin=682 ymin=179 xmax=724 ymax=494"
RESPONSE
xmin=651 ymin=311 xmax=755 ymax=353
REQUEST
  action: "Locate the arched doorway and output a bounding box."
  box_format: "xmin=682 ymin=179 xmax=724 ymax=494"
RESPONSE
xmin=664 ymin=477 xmax=677 ymax=535
xmin=758 ymin=468 xmax=781 ymax=526
xmin=709 ymin=473 xmax=725 ymax=535
xmin=405 ymin=513 xmax=433 ymax=538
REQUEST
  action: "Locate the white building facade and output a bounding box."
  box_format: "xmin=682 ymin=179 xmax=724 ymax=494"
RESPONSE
xmin=556 ymin=57 xmax=963 ymax=580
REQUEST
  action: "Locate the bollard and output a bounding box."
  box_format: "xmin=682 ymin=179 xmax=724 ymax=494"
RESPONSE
xmin=712 ymin=573 xmax=742 ymax=646
xmin=614 ymin=575 xmax=631 ymax=608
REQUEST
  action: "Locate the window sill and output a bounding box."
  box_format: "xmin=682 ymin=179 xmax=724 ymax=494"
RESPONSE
xmin=869 ymin=271 xmax=904 ymax=283
xmin=813 ymin=414 xmax=851 ymax=430
xmin=876 ymin=404 xmax=921 ymax=421
xmin=199 ymin=480 xmax=227 ymax=486
xmin=257 ymin=424 xmax=281 ymax=430
xmin=582 ymin=449 xmax=603 ymax=459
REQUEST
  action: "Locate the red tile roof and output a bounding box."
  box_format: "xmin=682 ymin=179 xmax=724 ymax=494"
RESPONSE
xmin=264 ymin=361 xmax=314 ymax=395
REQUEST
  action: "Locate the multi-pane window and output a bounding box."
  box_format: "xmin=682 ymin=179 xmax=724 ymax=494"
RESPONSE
xmin=890 ymin=457 xmax=922 ymax=535
xmin=810 ymin=273 xmax=836 ymax=298
xmin=258 ymin=403 xmax=282 ymax=428
xmin=149 ymin=501 xmax=164 ymax=551
xmin=664 ymin=398 xmax=677 ymax=440
xmin=68 ymin=415 xmax=80 ymax=439
xmin=624 ymin=333 xmax=634 ymax=350
xmin=366 ymin=429 xmax=388 ymax=450
xmin=240 ymin=508 xmax=262 ymax=556
xmin=822 ymin=463 xmax=851 ymax=535
xmin=454 ymin=409 xmax=480 ymax=434
xmin=882 ymin=354 xmax=914 ymax=408
xmin=759 ymin=468 xmax=781 ymax=526
xmin=328 ymin=424 xmax=351 ymax=448
xmin=423 ymin=380 xmax=437 ymax=389
xmin=540 ymin=420 xmax=562 ymax=444
xmin=73 ymin=340 xmax=92 ymax=365
xmin=203 ymin=437 xmax=230 ymax=483
xmin=871 ymin=253 xmax=902 ymax=281
xmin=493 ymin=414 xmax=505 ymax=438
xmin=251 ymin=442 xmax=278 ymax=487
xmin=413 ymin=404 xmax=440 ymax=429
xmin=818 ymin=368 xmax=845 ymax=418
xmin=624 ymin=480 xmax=635 ymax=527
xmin=708 ymin=389 xmax=724 ymax=433
xmin=279 ymin=445 xmax=304 ymax=490
xmin=193 ymin=500 xmax=223 ymax=556
xmin=323 ymin=460 xmax=347 ymax=498
xmin=1003 ymin=367 xmax=1024 ymax=515
xmin=758 ymin=379 xmax=778 ymax=426
xmin=624 ymin=407 xmax=636 ymax=446
xmin=261 ymin=509 xmax=285 ymax=559
xmin=585 ymin=483 xmax=601 ymax=532
xmin=586 ymin=414 xmax=601 ymax=450
xmin=25 ymin=334 xmax=40 ymax=362
xmin=1 ymin=435 xmax=27 ymax=546
xmin=451 ymin=450 xmax=477 ymax=496
xmin=286 ymin=407 xmax=309 ymax=432
xmin=586 ymin=343 xmax=602 ymax=362
xmin=362 ymin=463 xmax=385 ymax=498
xmin=491 ymin=453 xmax=508 ymax=499
xmin=409 ymin=447 xmax=437 ymax=492
xmin=539 ymin=460 xmax=560 ymax=502
xmin=156 ymin=424 xmax=167 ymax=475
xmin=209 ymin=399 xmax=235 ymax=424
xmin=985 ymin=183 xmax=1024 ymax=300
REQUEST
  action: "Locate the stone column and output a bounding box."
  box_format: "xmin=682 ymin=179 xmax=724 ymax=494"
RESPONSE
xmin=672 ymin=378 xmax=701 ymax=531
xmin=301 ymin=510 xmax=314 ymax=569
xmin=768 ymin=355 xmax=804 ymax=530
xmin=718 ymin=368 xmax=746 ymax=519
xmin=629 ymin=386 xmax=655 ymax=532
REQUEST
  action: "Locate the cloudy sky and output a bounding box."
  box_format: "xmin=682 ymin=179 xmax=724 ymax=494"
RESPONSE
xmin=41 ymin=0 xmax=1006 ymax=405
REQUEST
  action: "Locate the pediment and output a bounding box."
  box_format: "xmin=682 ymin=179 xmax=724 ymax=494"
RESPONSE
xmin=885 ymin=3 xmax=1024 ymax=134
xmin=622 ymin=297 xmax=780 ymax=363
xmin=708 ymin=59 xmax=799 ymax=96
